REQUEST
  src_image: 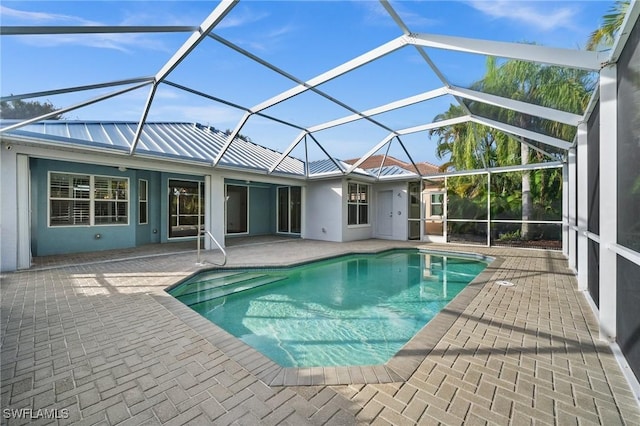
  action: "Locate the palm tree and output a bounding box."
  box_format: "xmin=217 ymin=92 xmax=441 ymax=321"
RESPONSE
xmin=431 ymin=55 xmax=592 ymax=240
xmin=587 ymin=0 xmax=631 ymax=51
xmin=472 ymin=56 xmax=592 ymax=238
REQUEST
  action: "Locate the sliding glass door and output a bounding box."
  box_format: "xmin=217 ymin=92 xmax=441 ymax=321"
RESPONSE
xmin=277 ymin=186 xmax=301 ymax=234
xmin=226 ymin=185 xmax=248 ymax=234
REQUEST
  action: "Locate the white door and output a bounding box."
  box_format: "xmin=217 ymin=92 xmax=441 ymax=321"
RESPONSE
xmin=377 ymin=190 xmax=393 ymax=236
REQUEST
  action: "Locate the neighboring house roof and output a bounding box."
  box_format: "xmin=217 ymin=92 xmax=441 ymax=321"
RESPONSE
xmin=344 ymin=154 xmax=440 ymax=175
xmin=1 ymin=120 xmax=405 ymax=180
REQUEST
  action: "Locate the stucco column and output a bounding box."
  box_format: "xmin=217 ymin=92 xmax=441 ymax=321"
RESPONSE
xmin=205 ymin=174 xmax=226 ymax=250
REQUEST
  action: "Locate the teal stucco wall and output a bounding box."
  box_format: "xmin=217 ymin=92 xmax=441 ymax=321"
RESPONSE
xmin=30 ymin=158 xmax=204 ymax=256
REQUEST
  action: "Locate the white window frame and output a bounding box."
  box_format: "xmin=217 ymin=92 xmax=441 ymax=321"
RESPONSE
xmin=347 ymin=182 xmax=369 ymax=226
xmin=139 ymin=179 xmax=148 ymax=225
xmin=48 ymin=171 xmax=129 ymax=227
xmin=429 ymin=192 xmax=445 ymax=218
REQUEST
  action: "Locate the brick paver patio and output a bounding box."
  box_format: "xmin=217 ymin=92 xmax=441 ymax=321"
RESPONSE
xmin=1 ymin=239 xmax=639 ymax=425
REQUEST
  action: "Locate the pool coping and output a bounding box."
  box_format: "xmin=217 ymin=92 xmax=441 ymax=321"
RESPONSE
xmin=154 ymin=248 xmax=504 ymax=386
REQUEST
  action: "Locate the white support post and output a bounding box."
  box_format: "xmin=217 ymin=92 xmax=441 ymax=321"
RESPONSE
xmin=562 ymin=160 xmax=569 ymax=257
xmin=568 ymin=147 xmax=577 ymax=271
xmin=487 ymin=172 xmax=491 ymax=247
xmin=599 ymin=63 xmax=617 ymax=342
xmin=576 ymin=123 xmax=588 ymax=292
xmin=444 ymin=177 xmax=448 ymax=243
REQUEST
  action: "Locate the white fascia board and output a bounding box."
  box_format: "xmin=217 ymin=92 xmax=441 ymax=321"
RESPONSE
xmin=345 ymin=133 xmax=397 ymax=174
xmin=154 ymin=1 xmax=238 ymax=82
xmin=307 ymin=87 xmax=448 ymax=133
xmin=447 ymin=86 xmax=582 ymax=127
xmin=250 ymin=36 xmax=408 ymax=113
xmin=306 ymin=171 xmax=349 ymax=180
xmin=469 ymin=116 xmax=572 ymax=151
xmin=377 ymin=174 xmax=420 ymax=182
xmin=396 ymin=115 xmax=472 ymax=135
xmin=409 ymin=33 xmax=603 ymax=71
xmin=269 ymin=131 xmax=307 ymax=174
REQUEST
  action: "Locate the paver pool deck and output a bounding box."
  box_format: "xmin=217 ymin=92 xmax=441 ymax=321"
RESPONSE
xmin=1 ymin=239 xmax=639 ymax=425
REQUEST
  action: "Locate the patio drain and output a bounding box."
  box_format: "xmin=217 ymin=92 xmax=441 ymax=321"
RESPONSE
xmin=495 ymin=280 xmax=515 ymax=287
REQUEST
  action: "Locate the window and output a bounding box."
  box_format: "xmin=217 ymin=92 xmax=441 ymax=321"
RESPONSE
xmin=139 ymin=179 xmax=148 ymax=225
xmin=347 ymin=183 xmax=369 ymax=225
xmin=430 ymin=193 xmax=444 ymax=217
xmin=49 ymin=172 xmax=128 ymax=226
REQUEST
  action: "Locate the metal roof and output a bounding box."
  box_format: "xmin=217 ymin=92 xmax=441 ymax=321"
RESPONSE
xmin=3 ymin=121 xmax=303 ymax=173
xmin=3 ymin=120 xmax=403 ymax=179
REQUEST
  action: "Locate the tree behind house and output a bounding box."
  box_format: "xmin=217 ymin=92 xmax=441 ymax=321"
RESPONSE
xmin=0 ymin=99 xmax=63 ymax=120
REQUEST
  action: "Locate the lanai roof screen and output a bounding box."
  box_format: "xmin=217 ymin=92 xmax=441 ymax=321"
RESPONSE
xmin=0 ymin=0 xmax=616 ymax=176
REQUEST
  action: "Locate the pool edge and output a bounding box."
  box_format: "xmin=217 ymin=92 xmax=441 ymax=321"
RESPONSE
xmin=156 ymin=248 xmax=503 ymax=386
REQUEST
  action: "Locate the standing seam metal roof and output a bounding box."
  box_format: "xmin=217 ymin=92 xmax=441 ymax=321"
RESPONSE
xmin=2 ymin=120 xmax=398 ymax=179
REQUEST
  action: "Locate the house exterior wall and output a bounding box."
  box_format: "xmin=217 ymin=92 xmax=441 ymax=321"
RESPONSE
xmin=30 ymin=158 xmax=137 ymax=256
xmin=372 ymin=182 xmax=409 ymax=241
xmin=0 ymin=145 xmax=21 ymax=271
xmin=28 ymin=158 xmax=207 ymax=256
xmin=304 ymin=179 xmax=342 ymax=242
xmin=135 ymin=170 xmax=161 ymax=246
xmin=0 ymin=135 xmax=416 ymax=271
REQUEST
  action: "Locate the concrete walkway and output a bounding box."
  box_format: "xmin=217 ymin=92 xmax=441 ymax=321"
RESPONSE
xmin=1 ymin=240 xmax=639 ymax=425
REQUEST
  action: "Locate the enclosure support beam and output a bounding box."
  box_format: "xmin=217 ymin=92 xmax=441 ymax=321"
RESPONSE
xmin=576 ymin=123 xmax=588 ymax=292
xmin=487 ymin=172 xmax=491 ymax=247
xmin=131 ymin=0 xmax=238 ymax=155
xmin=567 ymin=147 xmax=577 ymax=271
xmin=562 ymin=161 xmax=569 ymax=257
xmin=598 ymin=64 xmax=618 ymax=342
xmin=409 ymin=33 xmax=602 ymax=71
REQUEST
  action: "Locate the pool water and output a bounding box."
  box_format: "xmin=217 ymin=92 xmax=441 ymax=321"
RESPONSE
xmin=168 ymin=250 xmax=487 ymax=367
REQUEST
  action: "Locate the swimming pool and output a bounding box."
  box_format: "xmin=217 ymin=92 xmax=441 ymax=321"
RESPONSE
xmin=168 ymin=249 xmax=488 ymax=367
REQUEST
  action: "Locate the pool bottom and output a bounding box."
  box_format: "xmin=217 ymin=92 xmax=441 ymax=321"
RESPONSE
xmin=158 ymin=249 xmax=500 ymax=386
xmin=189 ymin=251 xmax=486 ymax=367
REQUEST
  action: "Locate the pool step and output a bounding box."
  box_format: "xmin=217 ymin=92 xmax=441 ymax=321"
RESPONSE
xmin=177 ymin=273 xmax=288 ymax=307
xmin=170 ymin=271 xmax=250 ymax=297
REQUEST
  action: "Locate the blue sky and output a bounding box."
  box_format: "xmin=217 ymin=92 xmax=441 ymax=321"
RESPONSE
xmin=1 ymin=1 xmax=612 ymax=165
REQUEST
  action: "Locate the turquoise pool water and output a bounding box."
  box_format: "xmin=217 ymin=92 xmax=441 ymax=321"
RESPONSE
xmin=168 ymin=250 xmax=487 ymax=367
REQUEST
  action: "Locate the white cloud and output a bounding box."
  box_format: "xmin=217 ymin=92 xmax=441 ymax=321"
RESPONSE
xmin=356 ymin=1 xmax=439 ymax=29
xmin=216 ymin=6 xmax=269 ymax=30
xmin=467 ymin=0 xmax=579 ymax=32
xmin=0 ymin=5 xmax=94 ymax=24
